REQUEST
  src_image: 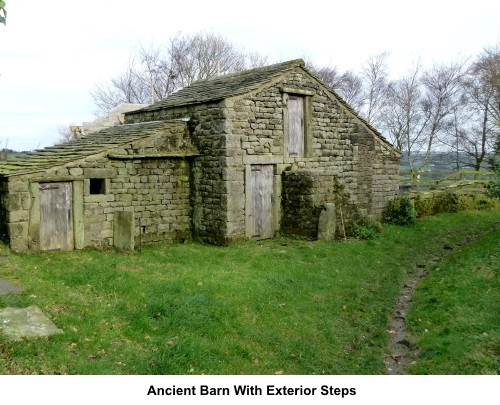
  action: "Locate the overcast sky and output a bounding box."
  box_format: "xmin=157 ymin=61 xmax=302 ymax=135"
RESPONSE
xmin=1 ymin=0 xmax=499 ymax=151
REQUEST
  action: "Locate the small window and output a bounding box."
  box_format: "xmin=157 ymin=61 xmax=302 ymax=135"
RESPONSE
xmin=89 ymin=178 xmax=106 ymax=195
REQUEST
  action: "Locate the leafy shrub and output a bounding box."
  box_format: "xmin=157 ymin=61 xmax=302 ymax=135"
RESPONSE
xmin=485 ymin=163 xmax=500 ymax=198
xmin=382 ymin=196 xmax=417 ymax=226
xmin=347 ymin=218 xmax=383 ymax=240
xmin=435 ymin=192 xmax=460 ymax=213
xmin=414 ymin=194 xmax=434 ymax=217
xmin=414 ymin=192 xmax=499 ymax=217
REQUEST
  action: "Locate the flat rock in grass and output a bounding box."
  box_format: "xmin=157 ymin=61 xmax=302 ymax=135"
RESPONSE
xmin=0 ymin=305 xmax=64 ymax=340
xmin=0 ymin=279 xmax=23 ymax=295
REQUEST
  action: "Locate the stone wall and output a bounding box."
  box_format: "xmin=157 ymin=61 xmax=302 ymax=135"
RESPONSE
xmin=281 ymin=170 xmax=353 ymax=238
xmin=126 ymin=102 xmax=231 ymax=245
xmin=2 ymin=125 xmax=193 ymax=252
xmin=1 ymin=177 xmax=31 ymax=252
xmin=125 ymin=67 xmax=400 ymax=243
xmin=226 ymin=70 xmax=400 ymax=238
xmin=0 ymin=179 xmax=9 ymax=243
xmin=80 ymin=157 xmax=192 ymax=248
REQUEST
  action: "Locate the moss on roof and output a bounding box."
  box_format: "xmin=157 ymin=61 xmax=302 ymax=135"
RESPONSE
xmin=0 ymin=120 xmax=187 ymax=177
xmin=131 ymin=59 xmax=306 ymax=113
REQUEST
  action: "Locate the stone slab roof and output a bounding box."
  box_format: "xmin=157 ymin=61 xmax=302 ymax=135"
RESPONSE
xmin=129 ymin=59 xmax=399 ymax=152
xmin=132 ymin=59 xmax=305 ymax=113
xmin=0 ymin=120 xmax=189 ymax=177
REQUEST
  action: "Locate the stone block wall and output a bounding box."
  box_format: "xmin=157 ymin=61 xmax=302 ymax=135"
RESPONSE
xmin=79 ymin=157 xmax=191 ymax=248
xmin=281 ymin=170 xmax=350 ymax=238
xmin=0 ymin=179 xmax=9 ymax=243
xmin=0 ymin=177 xmax=31 ymax=252
xmin=1 ymin=128 xmax=194 ymax=252
xmin=225 ymin=70 xmax=400 ymax=237
xmin=126 ymin=102 xmax=231 ymax=245
xmin=125 ymin=67 xmax=400 ymax=244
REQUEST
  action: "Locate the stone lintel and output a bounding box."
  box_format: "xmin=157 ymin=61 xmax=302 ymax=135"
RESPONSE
xmin=83 ymin=168 xmax=117 ymax=179
xmin=107 ymin=153 xmax=199 ymax=160
xmin=242 ymin=155 xmax=284 ymax=165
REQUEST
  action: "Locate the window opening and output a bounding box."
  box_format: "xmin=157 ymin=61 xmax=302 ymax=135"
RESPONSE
xmin=89 ymin=178 xmax=106 ymax=195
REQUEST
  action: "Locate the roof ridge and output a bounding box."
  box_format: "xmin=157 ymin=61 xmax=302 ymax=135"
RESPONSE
xmin=128 ymin=59 xmax=306 ymax=114
xmin=200 ymin=59 xmax=305 ymax=83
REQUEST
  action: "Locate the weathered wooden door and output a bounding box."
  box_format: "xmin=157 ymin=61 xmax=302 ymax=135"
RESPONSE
xmin=250 ymin=165 xmax=273 ymax=240
xmin=39 ymin=182 xmax=74 ymax=251
xmin=288 ymin=95 xmax=304 ymax=157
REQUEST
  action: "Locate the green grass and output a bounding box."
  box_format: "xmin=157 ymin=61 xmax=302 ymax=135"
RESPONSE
xmin=0 ymin=210 xmax=499 ymax=375
xmin=406 ymin=228 xmax=500 ymax=374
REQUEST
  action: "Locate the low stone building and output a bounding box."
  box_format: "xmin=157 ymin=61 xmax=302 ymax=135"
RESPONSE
xmin=0 ymin=59 xmax=400 ymax=252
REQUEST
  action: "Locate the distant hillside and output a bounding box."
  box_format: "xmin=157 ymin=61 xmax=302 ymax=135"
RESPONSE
xmin=400 ymin=152 xmax=494 ymax=173
xmin=0 ymin=149 xmax=30 ymax=162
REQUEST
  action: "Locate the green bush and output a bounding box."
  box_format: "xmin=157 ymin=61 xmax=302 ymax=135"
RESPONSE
xmin=382 ymin=196 xmax=417 ymax=226
xmin=414 ymin=192 xmax=499 ymax=218
xmin=347 ymin=218 xmax=383 ymax=239
xmin=414 ymin=194 xmax=435 ymax=217
xmin=485 ymin=162 xmax=500 ymax=198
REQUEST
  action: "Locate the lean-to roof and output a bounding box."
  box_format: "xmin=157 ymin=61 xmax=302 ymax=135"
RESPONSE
xmin=0 ymin=120 xmax=188 ymax=177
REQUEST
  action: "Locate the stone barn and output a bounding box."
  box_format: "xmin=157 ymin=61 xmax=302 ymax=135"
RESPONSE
xmin=0 ymin=59 xmax=400 ymax=252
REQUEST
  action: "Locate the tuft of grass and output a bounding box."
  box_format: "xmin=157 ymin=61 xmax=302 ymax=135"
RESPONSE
xmin=0 ymin=209 xmax=499 ymax=374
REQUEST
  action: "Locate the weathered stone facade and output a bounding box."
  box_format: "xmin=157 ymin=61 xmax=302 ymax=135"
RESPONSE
xmin=0 ymin=59 xmax=400 ymax=252
xmin=0 ymin=121 xmax=196 ymax=252
xmin=125 ymin=60 xmax=400 ymax=244
xmin=281 ymin=170 xmax=340 ymax=238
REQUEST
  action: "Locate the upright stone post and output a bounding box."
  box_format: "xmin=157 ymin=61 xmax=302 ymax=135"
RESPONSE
xmin=114 ymin=211 xmax=135 ymax=251
xmin=317 ymin=202 xmax=336 ymax=241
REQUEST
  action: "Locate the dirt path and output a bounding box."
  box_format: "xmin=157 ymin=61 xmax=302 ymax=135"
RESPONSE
xmin=384 ymin=230 xmax=495 ymax=375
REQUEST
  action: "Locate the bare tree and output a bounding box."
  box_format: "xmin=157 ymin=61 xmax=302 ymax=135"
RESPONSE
xmin=382 ymin=58 xmax=468 ymax=180
xmin=168 ymin=30 xmax=247 ymax=85
xmin=307 ymin=64 xmax=364 ymax=113
xmin=383 ymin=61 xmax=424 ymax=155
xmin=414 ymin=59 xmax=468 ymax=176
xmin=57 ymin=123 xmax=76 ymax=144
xmin=454 ymin=44 xmax=500 ymax=172
xmin=91 ymin=31 xmax=269 ymax=115
xmin=307 ymin=64 xmax=343 ymax=89
xmin=360 ymin=52 xmax=390 ymax=128
xmin=91 ymin=54 xmax=151 ymax=114
xmin=338 ymin=70 xmax=365 ymax=114
xmin=441 ymin=103 xmax=471 ymax=171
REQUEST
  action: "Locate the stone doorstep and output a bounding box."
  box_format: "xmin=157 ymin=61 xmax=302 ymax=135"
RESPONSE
xmin=0 ymin=305 xmax=64 ymax=340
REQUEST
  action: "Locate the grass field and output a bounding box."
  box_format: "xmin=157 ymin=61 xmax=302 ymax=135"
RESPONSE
xmin=407 ymin=227 xmax=500 ymax=374
xmin=0 ymin=210 xmax=499 ymax=375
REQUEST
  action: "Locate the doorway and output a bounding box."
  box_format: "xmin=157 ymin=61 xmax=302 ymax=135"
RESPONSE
xmin=39 ymin=182 xmax=74 ymax=251
xmin=250 ymin=165 xmax=274 ymax=240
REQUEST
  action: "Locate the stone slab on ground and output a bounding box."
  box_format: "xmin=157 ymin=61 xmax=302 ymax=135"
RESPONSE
xmin=0 ymin=305 xmax=64 ymax=340
xmin=0 ymin=279 xmax=23 ymax=295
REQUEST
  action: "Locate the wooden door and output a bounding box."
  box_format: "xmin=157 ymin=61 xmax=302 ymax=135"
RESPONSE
xmin=251 ymin=165 xmax=273 ymax=240
xmin=39 ymin=182 xmax=74 ymax=251
xmin=288 ymin=95 xmax=304 ymax=157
